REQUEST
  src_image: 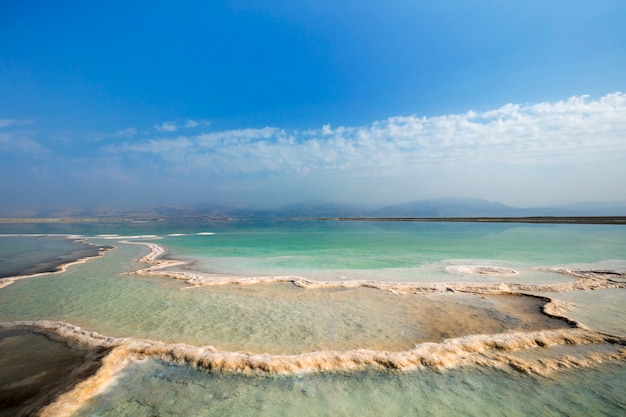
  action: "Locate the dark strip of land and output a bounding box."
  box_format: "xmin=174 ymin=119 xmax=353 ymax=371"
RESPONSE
xmin=313 ymin=217 xmax=626 ymax=224
xmin=0 ymin=218 xmax=121 ymax=223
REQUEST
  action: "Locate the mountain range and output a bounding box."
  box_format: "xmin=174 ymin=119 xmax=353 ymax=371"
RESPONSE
xmin=7 ymin=198 xmax=624 ymax=219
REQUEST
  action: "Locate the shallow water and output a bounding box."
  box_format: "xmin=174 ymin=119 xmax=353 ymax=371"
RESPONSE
xmin=0 ymin=235 xmax=101 ymax=278
xmin=75 ymin=359 xmax=626 ymax=417
xmin=1 ymin=220 xmax=625 ymax=416
xmin=0 ymin=241 xmax=568 ymax=354
xmin=536 ymin=288 xmax=626 ymax=336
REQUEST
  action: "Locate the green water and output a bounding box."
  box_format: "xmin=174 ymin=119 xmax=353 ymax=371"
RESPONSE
xmin=75 ymin=360 xmax=626 ymax=417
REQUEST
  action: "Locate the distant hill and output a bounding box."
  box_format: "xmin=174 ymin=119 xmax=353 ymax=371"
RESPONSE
xmin=270 ymin=201 xmax=372 ymax=218
xmin=2 ymin=198 xmax=624 ymax=219
xmin=373 ymin=198 xmax=626 ymax=218
xmin=373 ymin=198 xmax=520 ymax=218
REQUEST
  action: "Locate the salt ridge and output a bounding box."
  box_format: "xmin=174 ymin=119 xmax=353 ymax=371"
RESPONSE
xmin=1 ymin=318 xmax=624 ymax=417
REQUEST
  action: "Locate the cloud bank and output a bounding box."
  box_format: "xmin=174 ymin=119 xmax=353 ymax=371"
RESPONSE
xmin=100 ymin=93 xmax=626 ymax=206
xmin=110 ymin=93 xmax=626 ymax=174
xmin=2 ymin=93 xmax=626 ymax=210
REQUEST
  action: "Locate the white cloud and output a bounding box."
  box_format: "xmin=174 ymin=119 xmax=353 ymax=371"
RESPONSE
xmin=99 ymin=93 xmax=626 ymax=206
xmin=111 ymin=93 xmax=626 ymax=178
xmin=155 ymin=122 xmax=178 ymax=132
xmin=0 ymin=119 xmax=18 ymax=128
xmin=112 ymin=137 xmax=194 ymax=154
xmin=0 ymin=119 xmax=49 ymax=157
xmin=0 ymin=132 xmax=49 ymax=154
xmin=155 ymin=119 xmax=210 ymax=133
xmin=0 ymin=119 xmax=33 ymax=128
xmin=5 ymin=94 xmax=624 ymax=209
xmin=196 ymin=127 xmax=283 ymax=146
xmin=114 ymin=127 xmax=138 ymax=138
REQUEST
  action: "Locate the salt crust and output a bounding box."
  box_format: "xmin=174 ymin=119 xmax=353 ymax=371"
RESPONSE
xmin=1 ymin=319 xmax=623 ymax=417
xmin=2 ymin=240 xmax=626 ymax=416
xmin=446 ymin=265 xmax=519 ymax=276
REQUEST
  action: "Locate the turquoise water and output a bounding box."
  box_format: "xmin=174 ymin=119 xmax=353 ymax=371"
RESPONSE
xmin=158 ymin=221 xmax=626 ymax=282
xmin=8 ymin=220 xmax=625 ymax=282
xmin=1 ymin=220 xmax=625 ymax=416
xmin=3 ymin=221 xmax=626 ymax=268
xmin=163 ymin=221 xmax=626 ymax=265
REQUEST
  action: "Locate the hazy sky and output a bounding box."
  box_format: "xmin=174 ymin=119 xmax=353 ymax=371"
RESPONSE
xmin=1 ymin=1 xmax=625 ymax=213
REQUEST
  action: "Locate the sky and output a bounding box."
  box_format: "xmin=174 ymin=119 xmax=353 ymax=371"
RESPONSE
xmin=1 ymin=0 xmax=625 ymax=214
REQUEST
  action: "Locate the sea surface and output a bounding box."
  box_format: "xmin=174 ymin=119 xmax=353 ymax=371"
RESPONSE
xmin=0 ymin=220 xmax=625 ymax=416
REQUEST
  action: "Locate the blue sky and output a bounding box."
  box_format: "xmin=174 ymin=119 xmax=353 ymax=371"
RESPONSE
xmin=1 ymin=1 xmax=625 ymax=214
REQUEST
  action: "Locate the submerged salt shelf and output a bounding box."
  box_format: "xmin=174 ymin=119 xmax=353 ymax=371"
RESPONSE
xmin=74 ymin=358 xmax=626 ymax=417
xmin=1 ymin=221 xmax=626 ymax=416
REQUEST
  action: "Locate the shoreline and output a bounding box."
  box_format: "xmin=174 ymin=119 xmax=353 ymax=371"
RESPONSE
xmin=0 ymin=319 xmax=624 ymax=417
xmin=1 ymin=216 xmax=625 ymax=224
xmin=0 ymin=326 xmax=110 ymax=417
xmin=0 ymin=238 xmax=114 ymax=289
xmin=314 ymin=216 xmax=626 ymax=224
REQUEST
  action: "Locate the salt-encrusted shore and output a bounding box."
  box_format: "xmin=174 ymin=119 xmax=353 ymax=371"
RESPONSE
xmin=129 ymin=241 xmax=626 ymax=294
xmin=0 ymin=319 xmax=622 ymax=417
xmin=0 ymin=326 xmax=110 ymax=417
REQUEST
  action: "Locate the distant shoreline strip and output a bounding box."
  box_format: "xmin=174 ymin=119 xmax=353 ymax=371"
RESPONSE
xmin=0 ymin=216 xmax=625 ymax=224
xmin=312 ymin=216 xmax=626 ymax=224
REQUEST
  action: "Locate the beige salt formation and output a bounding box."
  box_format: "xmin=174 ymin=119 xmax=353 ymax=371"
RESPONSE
xmin=446 ymin=265 xmax=519 ymax=276
xmin=0 ymin=327 xmax=110 ymax=417
xmin=0 ymin=319 xmax=622 ymax=417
